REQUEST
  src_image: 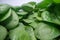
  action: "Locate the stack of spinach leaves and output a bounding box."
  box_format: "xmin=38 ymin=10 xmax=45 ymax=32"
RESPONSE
xmin=0 ymin=0 xmax=60 ymax=40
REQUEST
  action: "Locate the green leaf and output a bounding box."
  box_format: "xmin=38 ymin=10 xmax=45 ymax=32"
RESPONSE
xmin=35 ymin=22 xmax=60 ymax=40
xmin=28 ymin=2 xmax=36 ymax=6
xmin=6 ymin=9 xmax=19 ymax=30
xmin=23 ymin=19 xmax=34 ymax=23
xmin=53 ymin=0 xmax=60 ymax=3
xmin=18 ymin=15 xmax=23 ymax=19
xmin=25 ymin=26 xmax=37 ymax=40
xmin=0 ymin=4 xmax=11 ymax=22
xmin=1 ymin=9 xmax=19 ymax=30
xmin=0 ymin=8 xmax=11 ymax=22
xmin=23 ymin=12 xmax=37 ymax=23
xmin=41 ymin=11 xmax=53 ymax=21
xmin=0 ymin=4 xmax=10 ymax=14
xmin=29 ymin=21 xmax=38 ymax=28
xmin=17 ymin=11 xmax=28 ymax=19
xmin=9 ymin=23 xmax=31 ymax=40
xmin=12 ymin=6 xmax=21 ymax=11
xmin=21 ymin=4 xmax=33 ymax=12
xmin=0 ymin=25 xmax=7 ymax=40
xmin=34 ymin=12 xmax=43 ymax=21
xmin=21 ymin=2 xmax=36 ymax=12
xmin=36 ymin=0 xmax=52 ymax=9
xmin=17 ymin=11 xmax=28 ymax=16
xmin=38 ymin=11 xmax=60 ymax=25
xmin=54 ymin=5 xmax=60 ymax=20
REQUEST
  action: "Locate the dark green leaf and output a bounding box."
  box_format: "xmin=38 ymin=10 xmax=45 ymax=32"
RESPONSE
xmin=36 ymin=0 xmax=52 ymax=9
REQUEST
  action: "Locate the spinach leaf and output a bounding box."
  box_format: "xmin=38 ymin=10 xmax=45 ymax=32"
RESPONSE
xmin=0 ymin=25 xmax=7 ymax=40
xmin=35 ymin=22 xmax=60 ymax=40
xmin=1 ymin=9 xmax=19 ymax=30
xmin=25 ymin=26 xmax=37 ymax=40
xmin=36 ymin=0 xmax=52 ymax=9
xmin=11 ymin=6 xmax=21 ymax=12
xmin=0 ymin=4 xmax=11 ymax=22
xmin=37 ymin=11 xmax=60 ymax=25
xmin=9 ymin=23 xmax=31 ymax=40
xmin=17 ymin=11 xmax=28 ymax=16
xmin=21 ymin=2 xmax=36 ymax=12
xmin=0 ymin=4 xmax=10 ymax=14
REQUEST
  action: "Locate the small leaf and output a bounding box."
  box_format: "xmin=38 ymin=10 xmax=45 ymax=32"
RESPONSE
xmin=23 ymin=12 xmax=37 ymax=23
xmin=12 ymin=6 xmax=21 ymax=11
xmin=17 ymin=11 xmax=28 ymax=16
xmin=29 ymin=21 xmax=38 ymax=28
xmin=23 ymin=19 xmax=34 ymax=23
xmin=25 ymin=26 xmax=37 ymax=40
xmin=21 ymin=2 xmax=36 ymax=12
xmin=36 ymin=0 xmax=52 ymax=9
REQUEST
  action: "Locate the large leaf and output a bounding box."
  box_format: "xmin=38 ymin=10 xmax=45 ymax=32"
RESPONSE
xmin=9 ymin=23 xmax=31 ymax=40
xmin=0 ymin=4 xmax=11 ymax=22
xmin=1 ymin=9 xmax=19 ymax=30
xmin=0 ymin=4 xmax=10 ymax=14
xmin=5 ymin=9 xmax=19 ymax=30
xmin=37 ymin=11 xmax=60 ymax=25
xmin=35 ymin=22 xmax=60 ymax=40
xmin=0 ymin=25 xmax=7 ymax=40
xmin=0 ymin=4 xmax=10 ymax=21
xmin=0 ymin=8 xmax=11 ymax=22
